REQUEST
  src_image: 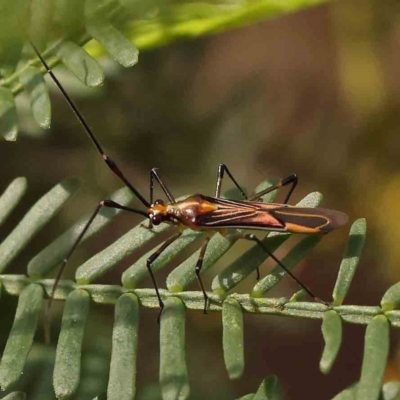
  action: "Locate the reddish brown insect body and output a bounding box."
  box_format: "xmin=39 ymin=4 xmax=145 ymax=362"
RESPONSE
xmin=149 ymin=194 xmax=348 ymax=234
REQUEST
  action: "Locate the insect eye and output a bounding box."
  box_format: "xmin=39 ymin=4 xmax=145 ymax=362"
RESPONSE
xmin=155 ymin=199 xmax=164 ymax=206
xmin=152 ymin=214 xmax=162 ymax=225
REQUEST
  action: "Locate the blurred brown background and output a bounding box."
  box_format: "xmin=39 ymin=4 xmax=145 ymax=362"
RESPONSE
xmin=2 ymin=0 xmax=400 ymax=399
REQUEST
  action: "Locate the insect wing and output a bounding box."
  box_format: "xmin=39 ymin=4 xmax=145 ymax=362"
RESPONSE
xmin=195 ymin=196 xmax=348 ymax=233
xmin=270 ymin=206 xmax=349 ymax=233
xmin=195 ymin=197 xmax=286 ymax=230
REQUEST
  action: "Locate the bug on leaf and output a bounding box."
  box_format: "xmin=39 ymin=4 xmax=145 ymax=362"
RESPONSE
xmin=31 ymin=43 xmax=348 ymax=319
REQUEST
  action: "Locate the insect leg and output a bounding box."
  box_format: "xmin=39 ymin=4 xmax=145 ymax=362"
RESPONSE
xmin=45 ymin=199 xmax=147 ymax=343
xmin=230 ymin=233 xmax=327 ymax=305
xmin=249 ymin=174 xmax=298 ymax=204
xmin=31 ymin=42 xmax=150 ymax=208
xmin=150 ymin=168 xmax=176 ymax=204
xmin=215 ymin=163 xmax=247 ymax=199
xmin=195 ymin=236 xmax=212 ymax=313
xmin=146 ymin=230 xmax=182 ymax=318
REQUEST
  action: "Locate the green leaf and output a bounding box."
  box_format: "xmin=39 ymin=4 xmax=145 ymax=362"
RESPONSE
xmin=252 ymin=235 xmax=322 ymax=298
xmin=23 ymin=345 xmax=55 ymax=399
xmin=75 ymin=220 xmax=168 ymax=284
xmin=0 ymin=1 xmax=29 ymax=74
xmin=356 ymin=315 xmax=390 ymax=400
xmin=122 ymin=229 xmax=205 ymax=288
xmin=1 ymin=393 xmax=27 ymax=400
xmin=253 ymin=375 xmax=283 ymax=400
xmin=0 ymin=284 xmax=43 ymax=390
xmin=167 ymin=233 xmax=235 ymax=293
xmin=222 ymin=298 xmax=244 ymax=380
xmin=289 ymin=289 xmax=307 ymax=302
xmin=160 ymin=297 xmax=189 ymax=400
xmin=0 ymin=177 xmax=27 ymax=226
xmin=0 ymin=86 xmax=18 ymax=141
xmin=331 ymin=383 xmax=357 ymax=400
xmin=212 ymin=234 xmax=288 ymax=296
xmin=56 ymin=41 xmax=105 ymax=87
xmin=54 ymin=0 xmax=85 ymax=36
xmin=110 ymin=0 xmax=331 ymax=52
xmin=382 ymin=382 xmax=400 ymax=400
xmin=28 ymin=186 xmax=134 ymax=279
xmin=107 ymin=293 xmax=140 ymax=400
xmin=19 ymin=66 xmax=51 ymax=128
xmin=86 ymin=16 xmax=139 ymax=68
xmin=320 ymin=310 xmax=342 ymax=374
xmin=0 ymin=177 xmax=80 ymax=273
xmin=28 ymin=0 xmax=53 ymax=49
xmin=236 ymin=395 xmax=255 ymax=400
xmin=332 ymin=218 xmax=367 ymax=306
xmin=53 ymin=289 xmax=90 ymax=400
xmin=381 ymin=281 xmax=400 ymax=312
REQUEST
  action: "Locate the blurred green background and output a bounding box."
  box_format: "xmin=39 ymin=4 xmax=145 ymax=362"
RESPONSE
xmin=2 ymin=0 xmax=400 ymax=399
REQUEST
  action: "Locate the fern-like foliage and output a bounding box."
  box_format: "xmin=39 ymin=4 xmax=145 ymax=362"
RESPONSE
xmin=0 ymin=176 xmax=400 ymax=399
xmin=0 ymin=0 xmax=329 ymax=141
xmin=0 ymin=2 xmax=397 ymax=399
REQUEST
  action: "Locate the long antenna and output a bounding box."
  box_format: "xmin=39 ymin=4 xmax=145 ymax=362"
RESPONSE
xmin=30 ymin=41 xmax=151 ymax=208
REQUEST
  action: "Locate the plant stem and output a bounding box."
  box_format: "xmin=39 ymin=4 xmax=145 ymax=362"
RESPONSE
xmin=0 ymin=274 xmax=396 ymax=326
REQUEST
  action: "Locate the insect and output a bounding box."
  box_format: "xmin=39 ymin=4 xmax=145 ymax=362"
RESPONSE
xmin=31 ymin=43 xmax=348 ymax=317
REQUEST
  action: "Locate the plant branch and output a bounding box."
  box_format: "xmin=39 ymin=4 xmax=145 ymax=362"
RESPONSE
xmin=0 ymin=275 xmax=397 ymax=326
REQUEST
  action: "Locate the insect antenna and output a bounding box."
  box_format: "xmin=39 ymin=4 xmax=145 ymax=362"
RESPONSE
xmin=30 ymin=42 xmax=155 ymax=342
xmin=30 ymin=41 xmax=150 ymax=208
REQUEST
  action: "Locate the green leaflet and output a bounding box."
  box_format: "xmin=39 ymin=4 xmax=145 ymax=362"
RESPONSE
xmin=0 ymin=393 xmax=27 ymax=400
xmin=28 ymin=186 xmax=134 ymax=279
xmin=19 ymin=66 xmax=51 ymax=128
xmin=29 ymin=0 xmax=54 ymax=48
xmin=160 ymin=297 xmax=189 ymax=400
xmin=53 ymin=289 xmax=90 ymax=399
xmin=320 ymin=310 xmax=343 ymax=374
xmin=332 ymin=218 xmax=367 ymax=306
xmin=251 ymin=234 xmax=322 ymax=297
xmin=55 ymin=0 xmax=85 ymax=36
xmin=331 ymin=383 xmax=358 ymax=400
xmin=107 ymin=293 xmax=140 ymax=400
xmin=253 ymin=375 xmax=284 ymax=400
xmin=86 ymin=16 xmax=139 ymax=68
xmin=289 ymin=289 xmax=307 ymax=302
xmin=223 ymin=298 xmax=244 ymax=380
xmin=0 ymin=284 xmax=43 ymax=390
xmin=0 ymin=178 xmax=80 ymax=273
xmin=56 ymin=41 xmax=105 ymax=87
xmin=122 ymin=228 xmax=205 ymax=288
xmin=0 ymin=177 xmax=27 ymax=226
xmin=356 ymin=315 xmax=390 ymax=400
xmin=167 ymin=233 xmax=236 ymax=293
xmin=382 ymin=281 xmax=400 ymax=312
xmin=0 ymin=86 xmax=17 ymax=140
